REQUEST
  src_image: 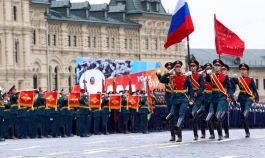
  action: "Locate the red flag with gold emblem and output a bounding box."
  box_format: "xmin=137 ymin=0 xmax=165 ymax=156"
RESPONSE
xmin=89 ymin=94 xmax=102 ymax=110
xmin=109 ymin=95 xmax=121 ymax=110
xmin=68 ymin=92 xmax=80 ymax=107
xmin=128 ymin=95 xmax=139 ymax=112
xmin=45 ymin=92 xmax=58 ymax=109
xmin=19 ymin=90 xmax=34 ymax=108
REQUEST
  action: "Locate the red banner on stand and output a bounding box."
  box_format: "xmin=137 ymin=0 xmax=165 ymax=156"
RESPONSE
xmin=109 ymin=95 xmax=121 ymax=111
xmin=68 ymin=92 xmax=81 ymax=107
xmin=128 ymin=95 xmax=139 ymax=112
xmin=89 ymin=94 xmax=102 ymax=110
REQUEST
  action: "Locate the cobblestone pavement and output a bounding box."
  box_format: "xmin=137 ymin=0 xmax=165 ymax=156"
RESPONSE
xmin=1 ymin=129 xmax=265 ymax=158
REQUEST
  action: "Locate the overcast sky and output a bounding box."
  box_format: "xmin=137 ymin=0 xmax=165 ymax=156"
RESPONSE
xmin=70 ymin=0 xmax=265 ymax=49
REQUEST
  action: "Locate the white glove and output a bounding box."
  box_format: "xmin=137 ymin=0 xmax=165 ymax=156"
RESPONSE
xmin=233 ymin=74 xmax=238 ymax=77
xmin=185 ymin=71 xmax=192 ymax=76
xmin=198 ymin=70 xmax=205 ymax=75
xmin=189 ymin=101 xmax=194 ymax=105
xmin=168 ymin=69 xmax=174 ymax=75
xmin=206 ymin=69 xmax=212 ymax=74
xmin=156 ymin=70 xmax=161 ymax=75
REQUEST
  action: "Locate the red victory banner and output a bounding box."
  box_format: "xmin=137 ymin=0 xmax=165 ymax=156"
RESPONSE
xmin=109 ymin=95 xmax=121 ymax=111
xmin=19 ymin=90 xmax=34 ymax=108
xmin=214 ymin=15 xmax=245 ymax=58
xmin=128 ymin=95 xmax=139 ymax=112
xmin=89 ymin=93 xmax=102 ymax=110
xmin=68 ymin=92 xmax=81 ymax=107
xmin=45 ymin=92 xmax=59 ymax=110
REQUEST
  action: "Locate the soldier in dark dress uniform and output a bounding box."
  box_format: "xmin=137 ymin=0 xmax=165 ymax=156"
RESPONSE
xmin=77 ymin=89 xmax=91 ymax=137
xmin=186 ymin=60 xmax=205 ymax=140
xmin=161 ymin=60 xmax=195 ymax=142
xmin=9 ymin=86 xmax=19 ymax=139
xmin=205 ymin=59 xmax=234 ymax=141
xmin=233 ymin=63 xmax=259 ymax=138
xmin=158 ymin=62 xmax=176 ymax=141
xmin=139 ymin=90 xmax=149 ymax=134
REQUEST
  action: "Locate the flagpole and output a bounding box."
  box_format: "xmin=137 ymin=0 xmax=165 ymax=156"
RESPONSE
xmin=186 ymin=30 xmax=191 ymax=71
xmin=214 ymin=14 xmax=221 ymax=60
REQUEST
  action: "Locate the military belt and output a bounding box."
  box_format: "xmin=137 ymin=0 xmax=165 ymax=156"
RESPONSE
xmin=141 ymin=106 xmax=148 ymax=108
xmin=19 ymin=107 xmax=27 ymax=110
xmin=204 ymin=90 xmax=212 ymax=93
xmin=38 ymin=106 xmax=45 ymax=109
xmin=4 ymin=109 xmax=10 ymax=112
xmin=166 ymin=89 xmax=172 ymax=93
xmin=240 ymin=90 xmax=247 ymax=93
xmin=212 ymin=88 xmax=227 ymax=91
xmin=11 ymin=104 xmax=18 ymax=107
xmin=80 ymin=106 xmax=90 ymax=109
xmin=173 ymin=90 xmax=187 ymax=93
xmin=103 ymin=106 xmax=109 ymax=109
xmin=61 ymin=107 xmax=68 ymax=109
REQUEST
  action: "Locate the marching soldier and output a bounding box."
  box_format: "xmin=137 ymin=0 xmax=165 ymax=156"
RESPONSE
xmin=16 ymin=89 xmax=29 ymax=139
xmin=200 ymin=63 xmax=215 ymax=139
xmin=233 ymin=63 xmax=259 ymax=138
xmin=50 ymin=90 xmax=60 ymax=138
xmin=186 ymin=60 xmax=205 ymax=140
xmin=58 ymin=89 xmax=68 ymax=137
xmin=101 ymin=92 xmax=110 ymax=135
xmin=161 ymin=60 xmax=195 ymax=142
xmin=205 ymin=59 xmax=234 ymax=140
xmin=139 ymin=90 xmax=149 ymax=134
xmin=221 ymin=64 xmax=235 ymax=138
xmin=158 ymin=62 xmax=176 ymax=141
xmin=121 ymin=90 xmax=130 ymax=134
xmin=77 ymin=89 xmax=91 ymax=137
xmin=35 ymin=88 xmax=46 ymax=138
xmin=9 ymin=86 xmax=19 ymax=139
xmin=92 ymin=93 xmax=102 ymax=135
xmin=3 ymin=92 xmax=12 ymax=139
xmin=0 ymin=93 xmax=6 ymax=141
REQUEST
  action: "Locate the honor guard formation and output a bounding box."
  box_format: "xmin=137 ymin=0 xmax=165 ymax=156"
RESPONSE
xmin=0 ymin=59 xmax=265 ymax=142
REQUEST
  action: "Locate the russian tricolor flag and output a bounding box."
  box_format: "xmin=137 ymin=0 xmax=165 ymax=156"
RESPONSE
xmin=164 ymin=0 xmax=194 ymax=49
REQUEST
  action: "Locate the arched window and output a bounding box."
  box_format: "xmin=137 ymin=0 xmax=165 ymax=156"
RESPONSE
xmin=15 ymin=39 xmax=19 ymax=64
xmin=33 ymin=74 xmax=38 ymax=89
xmin=74 ymin=67 xmax=77 ymax=85
xmin=68 ymin=67 xmax=72 ymax=92
xmin=54 ymin=67 xmax=58 ymax=91
xmin=33 ymin=30 xmax=36 ymax=45
xmin=13 ymin=6 xmax=17 ymax=21
xmin=49 ymin=66 xmax=52 ymax=91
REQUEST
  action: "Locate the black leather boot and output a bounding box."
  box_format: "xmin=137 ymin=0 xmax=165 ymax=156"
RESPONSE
xmin=196 ymin=109 xmax=204 ymax=118
xmin=217 ymin=121 xmax=223 ymax=141
xmin=203 ymin=113 xmax=214 ymax=128
xmin=176 ymin=129 xmax=182 ymax=142
xmin=61 ymin=127 xmax=67 ymax=138
xmin=124 ymin=124 xmax=129 ymax=134
xmin=242 ymin=120 xmax=250 ymax=138
xmin=9 ymin=128 xmax=17 ymax=139
xmin=174 ymin=118 xmax=184 ymax=135
xmin=169 ymin=126 xmax=175 ymax=141
xmin=103 ymin=125 xmax=110 ymax=135
xmin=192 ymin=118 xmax=198 ymax=140
xmin=38 ymin=128 xmax=44 ymax=138
xmin=162 ymin=113 xmax=174 ymax=125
